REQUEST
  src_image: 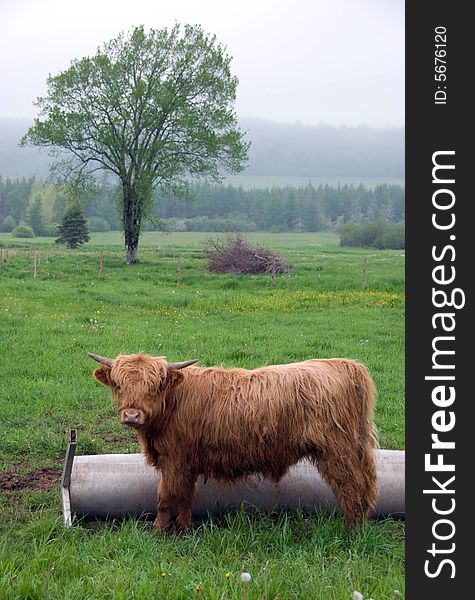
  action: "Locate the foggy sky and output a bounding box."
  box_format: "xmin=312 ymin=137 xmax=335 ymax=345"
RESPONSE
xmin=0 ymin=0 xmax=404 ymax=127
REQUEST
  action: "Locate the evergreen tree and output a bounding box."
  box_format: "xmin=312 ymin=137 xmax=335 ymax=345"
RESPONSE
xmin=26 ymin=196 xmax=45 ymax=235
xmin=55 ymin=205 xmax=90 ymax=248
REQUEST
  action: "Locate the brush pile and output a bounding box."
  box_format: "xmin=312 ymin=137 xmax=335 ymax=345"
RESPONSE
xmin=205 ymin=235 xmax=290 ymax=275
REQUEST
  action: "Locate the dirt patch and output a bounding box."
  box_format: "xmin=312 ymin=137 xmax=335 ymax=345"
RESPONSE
xmin=0 ymin=468 xmax=61 ymax=492
xmin=98 ymin=430 xmax=138 ymax=448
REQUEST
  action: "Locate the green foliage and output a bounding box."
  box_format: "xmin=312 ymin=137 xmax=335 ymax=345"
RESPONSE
xmin=339 ymin=222 xmax=386 ymax=247
xmin=87 ymin=217 xmax=111 ymax=232
xmin=374 ymin=224 xmax=405 ymax=250
xmin=11 ymin=224 xmax=35 ymax=238
xmin=339 ymin=222 xmax=405 ymax=249
xmin=0 ymin=215 xmax=16 ymax=232
xmin=154 ymin=182 xmax=404 ymax=231
xmin=22 ymin=24 xmax=249 ymax=262
xmin=55 ymin=205 xmax=90 ymax=248
xmin=1 ymin=177 xmax=405 ymax=237
xmin=27 ymin=181 xmax=61 ymax=226
xmin=86 ymin=176 xmax=120 ymax=230
xmin=42 ymin=223 xmax=59 ymax=237
xmin=0 ymin=176 xmax=34 ymax=223
xmin=26 ymin=196 xmax=45 ymax=235
xmin=181 ymin=214 xmax=257 ymax=232
xmin=54 ymin=175 xmax=99 ymax=215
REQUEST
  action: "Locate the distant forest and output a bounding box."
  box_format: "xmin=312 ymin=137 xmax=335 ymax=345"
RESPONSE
xmin=0 ymin=177 xmax=404 ymax=235
xmin=0 ymin=116 xmax=404 ymax=235
xmin=0 ymin=117 xmax=404 ymax=180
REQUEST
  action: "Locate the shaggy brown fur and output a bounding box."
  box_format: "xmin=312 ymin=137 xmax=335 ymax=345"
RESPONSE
xmin=92 ymin=354 xmax=378 ymax=532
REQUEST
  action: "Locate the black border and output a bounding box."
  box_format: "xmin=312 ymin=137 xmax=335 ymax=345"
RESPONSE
xmin=406 ymin=3 xmax=471 ymax=596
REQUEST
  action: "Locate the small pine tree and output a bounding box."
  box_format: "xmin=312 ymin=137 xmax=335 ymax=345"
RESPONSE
xmin=26 ymin=196 xmax=45 ymax=236
xmin=56 ymin=205 xmax=90 ymax=248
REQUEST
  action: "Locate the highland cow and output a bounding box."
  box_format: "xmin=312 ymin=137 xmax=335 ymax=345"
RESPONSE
xmin=89 ymin=352 xmax=378 ymax=532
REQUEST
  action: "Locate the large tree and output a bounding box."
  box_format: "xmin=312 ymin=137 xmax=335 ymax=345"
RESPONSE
xmin=22 ymin=24 xmax=249 ymax=263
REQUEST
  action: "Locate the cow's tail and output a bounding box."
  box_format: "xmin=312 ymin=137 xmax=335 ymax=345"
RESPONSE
xmin=350 ymin=360 xmax=379 ymax=518
xmin=314 ymin=359 xmax=379 ymax=525
xmin=350 ymin=360 xmax=379 ymax=449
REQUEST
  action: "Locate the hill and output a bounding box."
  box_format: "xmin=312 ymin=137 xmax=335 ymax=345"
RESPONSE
xmin=239 ymin=117 xmax=404 ymax=178
xmin=0 ymin=117 xmax=404 ymax=182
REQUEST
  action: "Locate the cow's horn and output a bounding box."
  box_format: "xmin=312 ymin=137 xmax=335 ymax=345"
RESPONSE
xmin=167 ymin=359 xmax=198 ymax=370
xmin=87 ymin=353 xmax=114 ymax=367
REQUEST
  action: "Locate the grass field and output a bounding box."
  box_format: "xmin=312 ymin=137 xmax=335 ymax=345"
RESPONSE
xmin=0 ymin=232 xmax=405 ymax=599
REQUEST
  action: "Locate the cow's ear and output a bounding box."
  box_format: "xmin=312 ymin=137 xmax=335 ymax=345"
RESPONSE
xmin=166 ymin=369 xmax=184 ymax=389
xmin=93 ymin=365 xmax=113 ymax=387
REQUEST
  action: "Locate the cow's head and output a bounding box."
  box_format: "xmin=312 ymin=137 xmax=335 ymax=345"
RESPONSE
xmin=88 ymin=353 xmax=197 ymax=428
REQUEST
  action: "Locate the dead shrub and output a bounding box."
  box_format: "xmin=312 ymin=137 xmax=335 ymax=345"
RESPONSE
xmin=204 ymin=235 xmax=290 ymax=275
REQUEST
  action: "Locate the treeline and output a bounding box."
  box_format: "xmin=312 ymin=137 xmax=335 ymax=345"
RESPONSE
xmin=154 ymin=182 xmax=404 ymax=232
xmin=0 ymin=176 xmax=119 ymax=234
xmin=0 ymin=176 xmax=405 ymax=236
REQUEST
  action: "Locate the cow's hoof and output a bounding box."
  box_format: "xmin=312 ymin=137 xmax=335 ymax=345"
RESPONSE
xmin=152 ymin=518 xmax=171 ymax=534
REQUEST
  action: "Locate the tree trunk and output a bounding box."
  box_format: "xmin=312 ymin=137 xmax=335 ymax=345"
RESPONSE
xmin=122 ymin=182 xmax=142 ymax=264
xmin=125 ymin=238 xmax=139 ymax=264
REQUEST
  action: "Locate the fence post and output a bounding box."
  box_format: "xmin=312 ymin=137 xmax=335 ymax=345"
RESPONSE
xmin=362 ymin=256 xmax=367 ymax=289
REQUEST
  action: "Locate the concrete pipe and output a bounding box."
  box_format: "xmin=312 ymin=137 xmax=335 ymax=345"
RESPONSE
xmin=60 ymin=431 xmax=405 ymax=526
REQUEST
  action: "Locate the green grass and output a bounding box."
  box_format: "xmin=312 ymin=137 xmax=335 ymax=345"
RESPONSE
xmin=0 ymin=232 xmax=405 ymax=599
xmin=0 ymin=511 xmax=404 ymax=600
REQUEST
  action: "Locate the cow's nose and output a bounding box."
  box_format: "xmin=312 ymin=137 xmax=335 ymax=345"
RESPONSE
xmin=123 ymin=409 xmax=141 ymax=424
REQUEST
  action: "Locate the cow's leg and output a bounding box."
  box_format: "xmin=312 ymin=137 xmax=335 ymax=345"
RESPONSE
xmin=153 ymin=476 xmax=174 ymax=532
xmin=175 ymin=476 xmax=197 ymax=534
xmin=316 ymin=446 xmax=377 ymax=528
xmin=152 ymin=471 xmax=196 ymax=534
